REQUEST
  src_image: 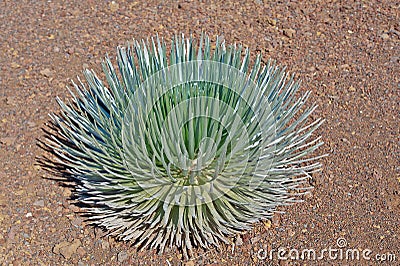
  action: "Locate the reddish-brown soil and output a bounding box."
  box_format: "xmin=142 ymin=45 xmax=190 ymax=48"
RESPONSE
xmin=0 ymin=1 xmax=399 ymax=265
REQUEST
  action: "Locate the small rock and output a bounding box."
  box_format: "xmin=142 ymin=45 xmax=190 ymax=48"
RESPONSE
xmin=54 ymin=47 xmax=60 ymax=53
xmin=61 ymin=239 xmax=81 ymax=259
xmin=109 ymin=1 xmax=119 ymax=12
xmin=390 ymin=56 xmax=399 ymax=63
xmin=0 ymin=195 xmax=5 ymax=206
xmin=54 ymin=239 xmax=81 ymax=259
xmin=184 ymin=261 xmax=195 ymax=266
xmin=69 ymin=204 xmax=80 ymax=212
xmin=5 ymin=97 xmax=17 ymax=105
xmin=342 ymin=138 xmax=350 ymax=144
xmin=7 ymin=225 xmax=18 ymax=243
xmin=27 ymin=121 xmax=37 ymax=128
xmin=53 ymin=241 xmax=68 ymax=254
xmin=0 ymin=234 xmax=5 ymax=245
xmin=117 ymin=251 xmax=128 ymax=262
xmin=340 ymin=64 xmax=350 ymax=69
xmin=283 ymin=28 xmax=296 ymax=38
xmin=348 ymin=86 xmax=356 ymax=92
xmin=33 ymin=200 xmax=45 ymax=207
xmin=266 ymin=17 xmax=277 ymax=26
xmin=0 ymin=137 xmax=17 ymax=146
xmin=11 ymin=62 xmax=20 ymax=69
xmin=235 ymin=235 xmax=243 ymax=246
xmin=304 ymin=31 xmax=313 ymax=37
xmin=101 ymin=240 xmax=110 ymax=250
xmin=76 ymin=246 xmax=86 ymax=257
xmin=381 ymin=33 xmax=389 ymax=39
xmin=71 ymin=217 xmax=83 ymax=227
xmin=25 ymin=212 xmax=33 ymax=218
xmin=63 ymin=187 xmax=72 ymax=197
xmin=263 ymin=219 xmax=272 ymax=229
xmin=272 ymin=214 xmax=280 ymax=226
xmin=66 ymin=47 xmax=75 ymax=55
xmin=40 ymin=68 xmax=52 ymax=77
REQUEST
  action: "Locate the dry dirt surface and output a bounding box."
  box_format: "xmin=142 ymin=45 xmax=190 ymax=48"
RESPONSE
xmin=0 ymin=0 xmax=399 ymax=265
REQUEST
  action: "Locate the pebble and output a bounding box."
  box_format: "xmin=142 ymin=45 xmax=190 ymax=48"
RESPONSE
xmin=5 ymin=96 xmax=17 ymax=105
xmin=40 ymin=68 xmax=52 ymax=77
xmin=342 ymin=138 xmax=350 ymax=144
xmin=101 ymin=240 xmax=110 ymax=250
xmin=33 ymin=199 xmax=45 ymax=207
xmin=11 ymin=62 xmax=20 ymax=68
xmin=390 ymin=56 xmax=399 ymax=63
xmin=348 ymin=86 xmax=356 ymax=92
xmin=272 ymin=214 xmax=280 ymax=226
xmin=0 ymin=137 xmax=17 ymax=146
xmin=0 ymin=195 xmax=4 ymax=206
xmin=77 ymin=246 xmax=86 ymax=257
xmin=235 ymin=235 xmax=243 ymax=246
xmin=7 ymin=225 xmax=18 ymax=243
xmin=71 ymin=217 xmax=83 ymax=227
xmin=267 ymin=17 xmax=277 ymax=26
xmin=53 ymin=239 xmax=82 ymax=259
xmin=109 ymin=1 xmax=119 ymax=12
xmin=263 ymin=220 xmax=272 ymax=229
xmin=283 ymin=28 xmax=296 ymax=38
xmin=117 ymin=251 xmax=129 ymax=262
xmin=27 ymin=121 xmax=37 ymax=128
xmin=381 ymin=33 xmax=389 ymax=39
xmin=66 ymin=47 xmax=74 ymax=55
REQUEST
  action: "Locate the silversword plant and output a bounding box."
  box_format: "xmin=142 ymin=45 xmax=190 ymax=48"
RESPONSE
xmin=45 ymin=33 xmax=324 ymax=257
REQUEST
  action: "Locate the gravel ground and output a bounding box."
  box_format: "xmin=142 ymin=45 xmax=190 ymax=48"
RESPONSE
xmin=0 ymin=0 xmax=399 ymax=265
